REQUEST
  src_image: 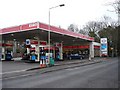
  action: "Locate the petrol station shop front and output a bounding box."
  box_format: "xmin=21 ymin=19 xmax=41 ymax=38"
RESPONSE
xmin=1 ymin=22 xmax=100 ymax=63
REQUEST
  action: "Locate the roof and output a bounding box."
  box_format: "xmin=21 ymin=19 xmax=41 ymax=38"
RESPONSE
xmin=0 ymin=22 xmax=94 ymax=41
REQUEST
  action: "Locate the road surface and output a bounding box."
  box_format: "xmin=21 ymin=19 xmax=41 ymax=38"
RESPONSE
xmin=2 ymin=58 xmax=118 ymax=88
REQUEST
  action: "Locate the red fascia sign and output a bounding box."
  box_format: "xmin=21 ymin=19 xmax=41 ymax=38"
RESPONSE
xmin=21 ymin=22 xmax=39 ymax=31
xmin=39 ymin=23 xmax=94 ymax=41
xmin=1 ymin=26 xmax=20 ymax=34
xmin=55 ymin=43 xmax=62 ymax=47
xmin=63 ymin=45 xmax=100 ymax=49
xmin=0 ymin=43 xmax=13 ymax=47
xmin=31 ymin=40 xmax=38 ymax=45
xmin=30 ymin=40 xmax=47 ymax=45
xmin=1 ymin=22 xmax=39 ymax=34
xmin=1 ymin=22 xmax=94 ymax=41
xmin=63 ymin=45 xmax=89 ymax=49
xmin=78 ymin=45 xmax=89 ymax=49
xmin=40 ymin=41 xmax=47 ymax=45
xmin=94 ymin=46 xmax=100 ymax=49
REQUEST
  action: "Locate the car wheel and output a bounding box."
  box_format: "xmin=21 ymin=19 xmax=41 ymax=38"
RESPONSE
xmin=69 ymin=57 xmax=72 ymax=60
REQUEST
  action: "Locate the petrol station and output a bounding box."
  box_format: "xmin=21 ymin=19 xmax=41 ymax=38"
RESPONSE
xmin=1 ymin=21 xmax=100 ymax=67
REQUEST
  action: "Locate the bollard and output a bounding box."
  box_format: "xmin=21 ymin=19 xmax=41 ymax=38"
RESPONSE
xmin=40 ymin=60 xmax=43 ymax=68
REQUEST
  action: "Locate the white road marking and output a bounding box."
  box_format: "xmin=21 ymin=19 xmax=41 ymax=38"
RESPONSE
xmin=0 ymin=69 xmax=26 ymax=75
xmin=0 ymin=66 xmax=39 ymax=75
xmin=65 ymin=67 xmax=79 ymax=70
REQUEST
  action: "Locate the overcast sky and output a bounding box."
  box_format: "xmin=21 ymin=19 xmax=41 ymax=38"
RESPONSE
xmin=0 ymin=0 xmax=118 ymax=29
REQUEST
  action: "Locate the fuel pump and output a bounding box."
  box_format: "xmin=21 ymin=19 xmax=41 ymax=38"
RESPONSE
xmin=40 ymin=47 xmax=46 ymax=67
xmin=1 ymin=43 xmax=13 ymax=61
xmin=30 ymin=49 xmax=37 ymax=62
xmin=55 ymin=43 xmax=63 ymax=60
xmin=5 ymin=50 xmax=13 ymax=60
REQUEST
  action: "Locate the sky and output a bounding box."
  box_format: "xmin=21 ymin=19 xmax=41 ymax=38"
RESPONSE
xmin=0 ymin=0 xmax=118 ymax=29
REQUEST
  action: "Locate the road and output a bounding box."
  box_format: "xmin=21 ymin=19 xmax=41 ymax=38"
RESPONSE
xmin=2 ymin=58 xmax=118 ymax=88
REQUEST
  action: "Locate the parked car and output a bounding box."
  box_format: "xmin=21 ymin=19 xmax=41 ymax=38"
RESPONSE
xmin=67 ymin=53 xmax=84 ymax=60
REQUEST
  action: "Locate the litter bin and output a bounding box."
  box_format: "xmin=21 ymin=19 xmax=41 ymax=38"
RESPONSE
xmin=49 ymin=57 xmax=54 ymax=66
xmin=49 ymin=53 xmax=54 ymax=66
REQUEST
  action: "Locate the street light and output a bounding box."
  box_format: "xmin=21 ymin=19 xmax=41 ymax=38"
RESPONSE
xmin=48 ymin=4 xmax=65 ymax=65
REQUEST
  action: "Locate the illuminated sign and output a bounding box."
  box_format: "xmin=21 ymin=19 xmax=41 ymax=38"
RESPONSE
xmin=26 ymin=39 xmax=30 ymax=45
xmin=29 ymin=23 xmax=38 ymax=27
xmin=100 ymin=38 xmax=108 ymax=56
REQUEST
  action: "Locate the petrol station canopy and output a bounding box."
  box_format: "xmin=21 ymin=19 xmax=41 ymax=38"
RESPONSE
xmin=1 ymin=22 xmax=94 ymax=45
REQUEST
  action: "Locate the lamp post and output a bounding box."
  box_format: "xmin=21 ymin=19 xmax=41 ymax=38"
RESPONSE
xmin=48 ymin=4 xmax=65 ymax=65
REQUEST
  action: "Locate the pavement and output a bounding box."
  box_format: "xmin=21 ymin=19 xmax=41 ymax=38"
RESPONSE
xmin=2 ymin=57 xmax=102 ymax=72
xmin=1 ymin=57 xmax=104 ymax=79
xmin=27 ymin=58 xmax=103 ymax=70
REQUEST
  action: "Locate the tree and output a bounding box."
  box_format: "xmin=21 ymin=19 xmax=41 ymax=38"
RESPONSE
xmin=68 ymin=24 xmax=89 ymax=35
xmin=79 ymin=29 xmax=88 ymax=35
xmin=101 ymin=16 xmax=118 ymax=27
xmin=82 ymin=21 xmax=104 ymax=42
xmin=107 ymin=0 xmax=120 ymax=25
xmin=68 ymin=24 xmax=79 ymax=33
xmin=82 ymin=16 xmax=118 ymax=42
xmin=112 ymin=0 xmax=120 ymax=14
